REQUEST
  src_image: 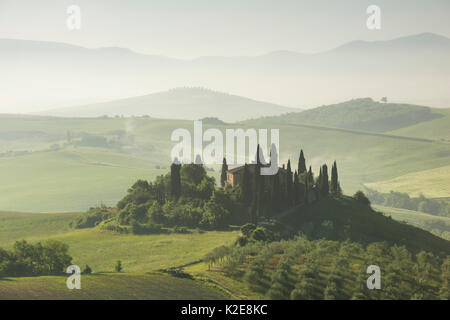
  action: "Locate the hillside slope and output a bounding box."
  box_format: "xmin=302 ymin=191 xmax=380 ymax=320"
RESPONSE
xmin=39 ymin=88 xmax=295 ymax=122
xmin=250 ymin=98 xmax=444 ymax=133
xmin=279 ymin=197 xmax=450 ymax=255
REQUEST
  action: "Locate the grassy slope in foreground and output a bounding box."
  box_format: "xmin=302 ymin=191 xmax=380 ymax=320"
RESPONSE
xmin=0 ymin=273 xmax=226 ymax=300
xmin=365 ymin=165 xmax=450 ymax=198
xmin=0 ymin=211 xmax=238 ymax=273
xmin=279 ymin=197 xmax=450 ymax=255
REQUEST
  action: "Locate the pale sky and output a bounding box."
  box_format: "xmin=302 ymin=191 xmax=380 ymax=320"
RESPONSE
xmin=1 ymin=0 xmax=449 ymax=58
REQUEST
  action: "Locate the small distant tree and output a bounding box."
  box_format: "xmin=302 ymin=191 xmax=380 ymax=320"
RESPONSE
xmin=115 ymin=260 xmax=122 ymax=273
xmin=354 ymin=191 xmax=371 ymax=206
xmin=220 ymin=157 xmax=228 ymax=187
xmin=286 ymin=160 xmax=294 ymax=205
xmin=170 ymin=161 xmax=181 ymax=199
xmin=330 ymin=161 xmax=341 ymax=196
xmin=320 ymin=164 xmax=329 ymax=196
xmin=381 ymin=97 xmax=388 ymax=103
xmin=83 ymin=264 xmax=92 ymax=274
xmin=298 ymin=150 xmax=307 ymax=174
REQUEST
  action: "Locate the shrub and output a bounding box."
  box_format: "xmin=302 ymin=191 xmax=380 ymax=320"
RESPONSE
xmin=70 ymin=207 xmax=114 ymax=229
xmin=83 ymin=265 xmax=92 ymax=274
xmin=115 ymin=260 xmax=122 ymax=273
xmin=353 ymin=191 xmax=371 ymax=206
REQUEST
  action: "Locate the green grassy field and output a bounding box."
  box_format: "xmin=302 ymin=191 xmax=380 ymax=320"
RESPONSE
xmin=0 ymin=273 xmax=226 ymax=300
xmin=389 ymin=108 xmax=450 ymax=141
xmin=0 ymin=210 xmax=238 ymax=299
xmin=366 ymin=165 xmax=450 ymax=198
xmin=0 ymin=210 xmax=238 ymax=273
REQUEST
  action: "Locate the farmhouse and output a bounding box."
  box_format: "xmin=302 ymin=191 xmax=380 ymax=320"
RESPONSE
xmin=226 ymin=163 xmax=287 ymax=188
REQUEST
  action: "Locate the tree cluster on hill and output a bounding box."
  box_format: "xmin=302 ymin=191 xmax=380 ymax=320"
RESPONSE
xmin=0 ymin=240 xmax=72 ymax=277
xmin=70 ymin=147 xmax=341 ymax=233
xmin=366 ymin=188 xmax=450 ymax=218
xmin=205 ymin=236 xmax=450 ymax=300
xmin=236 ymin=147 xmax=341 ymax=223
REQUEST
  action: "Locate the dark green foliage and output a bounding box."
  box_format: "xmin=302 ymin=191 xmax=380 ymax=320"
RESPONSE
xmin=83 ymin=264 xmax=92 ymax=274
xmin=220 ymin=157 xmax=228 ymax=187
xmin=286 ymin=160 xmax=294 ymax=206
xmin=298 ymin=150 xmax=307 ymax=174
xmin=115 ymin=260 xmax=122 ymax=273
xmin=241 ymin=223 xmax=257 ymax=238
xmin=0 ymin=240 xmax=72 ymax=277
xmin=353 ymin=191 xmax=371 ymax=206
xmin=131 ymin=221 xmax=163 ymax=235
xmin=250 ymin=227 xmax=274 ymax=242
xmin=170 ymin=162 xmax=181 ymax=199
xmin=330 ymin=161 xmax=341 ymax=196
xmin=70 ymin=206 xmax=114 ymax=229
xmin=212 ymin=235 xmax=450 ymax=300
xmin=366 ymin=188 xmax=450 ymax=218
xmin=320 ymin=164 xmax=329 ymax=196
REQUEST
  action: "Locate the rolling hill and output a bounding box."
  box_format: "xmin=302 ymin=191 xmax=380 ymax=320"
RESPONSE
xmin=247 ymin=97 xmax=445 ymax=133
xmin=279 ymin=196 xmax=450 ymax=255
xmin=39 ymin=87 xmax=295 ymax=122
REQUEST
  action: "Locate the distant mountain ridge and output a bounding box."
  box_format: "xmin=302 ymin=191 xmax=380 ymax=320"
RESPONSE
xmin=39 ymin=87 xmax=296 ymax=122
xmin=1 ymin=32 xmax=450 ymax=112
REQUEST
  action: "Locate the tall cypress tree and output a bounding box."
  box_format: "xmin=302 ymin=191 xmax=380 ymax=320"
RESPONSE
xmin=293 ymin=171 xmax=299 ymax=204
xmin=286 ymin=160 xmax=293 ymax=206
xmin=170 ymin=161 xmax=181 ymax=199
xmin=304 ymin=174 xmax=309 ymax=204
xmin=321 ymin=164 xmax=329 ymax=196
xmin=330 ymin=161 xmax=339 ymax=195
xmin=271 ymin=172 xmax=281 ymax=215
xmin=308 ymin=166 xmax=314 ymax=185
xmin=241 ymin=164 xmax=252 ymax=205
xmin=298 ymin=150 xmax=307 ymax=174
xmin=220 ymin=157 xmax=228 ymax=187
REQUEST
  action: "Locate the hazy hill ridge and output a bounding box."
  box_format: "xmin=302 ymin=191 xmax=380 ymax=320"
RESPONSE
xmin=39 ymin=87 xmax=295 ymax=122
xmin=2 ymin=32 xmax=450 ymax=112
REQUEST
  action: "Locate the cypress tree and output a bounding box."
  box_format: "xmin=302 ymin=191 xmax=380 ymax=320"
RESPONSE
xmin=286 ymin=160 xmax=293 ymax=206
xmin=308 ymin=166 xmax=314 ymax=185
xmin=220 ymin=157 xmax=228 ymax=187
xmin=304 ymin=174 xmax=309 ymax=204
xmin=271 ymin=172 xmax=281 ymax=215
xmin=170 ymin=161 xmax=181 ymax=199
xmin=330 ymin=161 xmax=339 ymax=195
xmin=298 ymin=150 xmax=307 ymax=174
xmin=321 ymin=164 xmax=329 ymax=196
xmin=293 ymin=171 xmax=299 ymax=204
xmin=241 ymin=164 xmax=252 ymax=205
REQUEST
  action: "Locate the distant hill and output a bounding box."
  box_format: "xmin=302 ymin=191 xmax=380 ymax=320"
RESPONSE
xmin=250 ymin=98 xmax=445 ymax=132
xmin=2 ymin=32 xmax=450 ymax=112
xmin=38 ymin=88 xmax=295 ymax=122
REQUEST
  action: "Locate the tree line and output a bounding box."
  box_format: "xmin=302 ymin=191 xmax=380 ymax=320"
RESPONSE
xmin=0 ymin=240 xmax=72 ymax=277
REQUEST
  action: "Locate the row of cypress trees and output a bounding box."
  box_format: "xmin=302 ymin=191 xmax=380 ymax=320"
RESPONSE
xmin=219 ymin=148 xmax=341 ymax=222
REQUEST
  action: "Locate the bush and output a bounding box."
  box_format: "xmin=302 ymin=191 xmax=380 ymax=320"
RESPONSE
xmin=83 ymin=265 xmax=92 ymax=274
xmin=0 ymin=240 xmax=72 ymax=277
xmin=98 ymin=219 xmax=128 ymax=233
xmin=115 ymin=260 xmax=122 ymax=273
xmin=353 ymin=191 xmax=371 ymax=206
xmin=131 ymin=221 xmax=163 ymax=235
xmin=70 ymin=207 xmax=114 ymax=229
xmin=241 ymin=223 xmax=257 ymax=237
